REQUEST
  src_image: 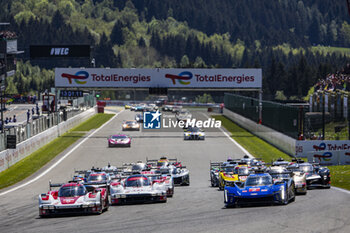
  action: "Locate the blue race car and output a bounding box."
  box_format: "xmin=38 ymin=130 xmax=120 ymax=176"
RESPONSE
xmin=224 ymin=173 xmax=295 ymax=207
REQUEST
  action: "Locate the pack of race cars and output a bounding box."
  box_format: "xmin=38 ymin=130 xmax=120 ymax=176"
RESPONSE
xmin=38 ymin=157 xmax=190 ymax=217
xmin=210 ymin=156 xmax=331 ymax=208
xmin=38 ymin=105 xmax=333 ymax=217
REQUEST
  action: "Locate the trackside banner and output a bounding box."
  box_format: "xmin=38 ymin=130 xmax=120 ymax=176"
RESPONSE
xmin=55 ymin=68 xmax=262 ymax=88
xmin=295 ymin=140 xmax=350 ymax=165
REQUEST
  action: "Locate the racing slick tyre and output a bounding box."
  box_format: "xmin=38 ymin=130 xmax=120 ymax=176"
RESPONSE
xmin=219 ymin=181 xmax=224 ymax=190
xmin=282 ymin=191 xmax=289 ymax=205
xmin=104 ymin=195 xmax=109 ymax=211
xmin=289 ymin=185 xmax=296 ymax=202
xmin=290 ymin=189 xmax=295 ymax=202
xmin=99 ymin=197 xmax=104 ymax=214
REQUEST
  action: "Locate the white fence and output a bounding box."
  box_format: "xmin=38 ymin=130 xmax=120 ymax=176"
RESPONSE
xmin=0 ymin=108 xmax=96 ymax=172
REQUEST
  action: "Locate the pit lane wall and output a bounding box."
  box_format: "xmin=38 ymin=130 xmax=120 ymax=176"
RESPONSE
xmin=0 ymin=108 xmax=96 ymax=173
xmin=223 ymin=108 xmax=296 ymax=156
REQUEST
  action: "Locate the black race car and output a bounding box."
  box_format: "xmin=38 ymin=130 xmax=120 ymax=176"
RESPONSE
xmin=299 ymin=162 xmax=330 ymax=189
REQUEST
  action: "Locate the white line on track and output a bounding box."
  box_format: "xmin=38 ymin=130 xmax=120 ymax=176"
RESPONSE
xmin=200 ymin=112 xmax=253 ymax=158
xmin=331 ymin=187 xmax=350 ymax=195
xmin=0 ymin=110 xmax=123 ymax=196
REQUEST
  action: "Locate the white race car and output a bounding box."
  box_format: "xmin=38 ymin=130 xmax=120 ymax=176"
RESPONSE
xmin=184 ymin=127 xmax=205 ymax=140
xmin=109 ymin=174 xmax=167 ymax=204
xmin=38 ymin=182 xmax=109 ymax=217
xmin=142 ymin=170 xmax=175 ymax=197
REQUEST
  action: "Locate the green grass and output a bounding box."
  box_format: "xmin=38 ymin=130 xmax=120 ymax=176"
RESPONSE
xmin=0 ymin=113 xmax=114 ymax=190
xmin=73 ymin=114 xmax=114 ymax=132
xmin=328 ymin=166 xmax=350 ymax=190
xmin=212 ymin=115 xmax=291 ymax=162
xmin=316 ymin=121 xmax=349 ymax=140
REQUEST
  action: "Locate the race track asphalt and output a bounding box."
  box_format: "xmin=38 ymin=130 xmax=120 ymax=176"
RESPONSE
xmin=0 ymin=109 xmax=349 ymax=233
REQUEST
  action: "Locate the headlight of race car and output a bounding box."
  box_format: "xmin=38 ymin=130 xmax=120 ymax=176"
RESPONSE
xmin=123 ymin=124 xmax=127 ymax=127
xmin=114 ymin=194 xmax=126 ymax=198
xmin=280 ymin=186 xmax=285 ymax=200
xmin=185 ymin=133 xmax=191 ymax=136
xmin=86 ymin=198 xmax=98 ymax=203
xmin=42 ymin=205 xmax=55 ymax=209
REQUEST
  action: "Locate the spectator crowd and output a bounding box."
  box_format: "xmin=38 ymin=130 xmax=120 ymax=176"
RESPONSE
xmin=0 ymin=31 xmax=17 ymax=40
xmin=314 ymin=64 xmax=350 ymax=92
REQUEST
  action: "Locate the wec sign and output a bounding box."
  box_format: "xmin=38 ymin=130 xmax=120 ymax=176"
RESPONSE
xmin=55 ymin=68 xmax=262 ymax=88
xmin=50 ymin=47 xmax=69 ymax=56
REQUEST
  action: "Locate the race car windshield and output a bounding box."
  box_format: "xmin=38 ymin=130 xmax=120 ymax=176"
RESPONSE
xmin=87 ymin=174 xmax=106 ymax=182
xmin=223 ymin=167 xmax=235 ymax=173
xmin=189 ymin=127 xmax=200 ymax=132
xmin=132 ymin=164 xmax=143 ymax=171
xmin=300 ymin=165 xmax=313 ymax=173
xmin=287 ymin=166 xmax=301 ymax=172
xmin=125 ymin=177 xmax=150 ymax=187
xmin=274 ymin=161 xmax=289 ymax=166
xmin=157 ymin=161 xmax=166 ymax=167
xmin=270 ymin=173 xmax=290 ymax=179
xmin=237 ymin=168 xmax=249 ymax=175
xmin=111 ymin=135 xmax=127 ymax=139
xmin=59 ymin=186 xmax=86 ymax=197
xmin=245 ymin=176 xmax=272 ymax=186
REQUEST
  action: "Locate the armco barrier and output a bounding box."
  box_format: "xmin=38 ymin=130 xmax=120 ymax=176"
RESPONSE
xmin=0 ymin=108 xmax=96 ymax=173
xmin=223 ymin=108 xmax=296 ymax=156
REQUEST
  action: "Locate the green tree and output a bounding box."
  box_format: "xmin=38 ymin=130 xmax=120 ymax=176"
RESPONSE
xmin=195 ymin=93 xmax=214 ymax=103
xmin=180 ymin=55 xmax=190 ymax=68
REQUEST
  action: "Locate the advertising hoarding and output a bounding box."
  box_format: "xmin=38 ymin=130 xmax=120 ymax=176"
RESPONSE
xmin=55 ymin=68 xmax=262 ymax=88
xmin=296 ymin=140 xmax=350 ymax=165
xmin=30 ymin=45 xmax=90 ymax=58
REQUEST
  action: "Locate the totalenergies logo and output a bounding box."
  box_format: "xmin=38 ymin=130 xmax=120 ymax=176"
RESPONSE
xmin=61 ymin=71 xmax=89 ymax=85
xmin=314 ymin=152 xmax=332 ymax=162
xmin=313 ymin=142 xmax=326 ymax=151
xmin=165 ymin=71 xmax=192 ymax=85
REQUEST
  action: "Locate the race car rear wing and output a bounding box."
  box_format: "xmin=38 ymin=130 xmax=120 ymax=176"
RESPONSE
xmin=49 ymin=181 xmax=64 ymax=190
xmin=146 ymin=157 xmax=178 ymax=163
xmin=75 ymin=169 xmax=89 ymax=174
xmin=210 ymin=161 xmax=222 ymax=166
xmin=146 ymin=158 xmax=158 ymax=163
xmin=84 ymin=181 xmax=108 ymax=186
xmin=291 ymin=158 xmax=305 ymax=163
xmin=123 ymin=163 xmax=136 ymax=166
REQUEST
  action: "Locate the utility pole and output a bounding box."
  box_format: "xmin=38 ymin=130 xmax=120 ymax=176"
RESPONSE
xmin=322 ymin=93 xmax=325 ymax=140
xmin=0 ymin=23 xmax=9 ymax=133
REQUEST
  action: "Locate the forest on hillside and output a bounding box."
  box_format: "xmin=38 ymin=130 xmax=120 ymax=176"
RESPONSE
xmin=1 ymin=0 xmax=350 ymax=100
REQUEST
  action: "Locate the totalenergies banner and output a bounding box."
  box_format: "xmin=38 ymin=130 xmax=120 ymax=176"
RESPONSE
xmin=55 ymin=68 xmax=262 ymax=88
xmin=296 ymin=140 xmax=350 ymax=165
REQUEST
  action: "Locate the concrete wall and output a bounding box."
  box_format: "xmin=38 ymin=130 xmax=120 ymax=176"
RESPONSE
xmin=223 ymin=108 xmax=296 ymax=156
xmin=0 ymin=108 xmax=96 ymax=172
